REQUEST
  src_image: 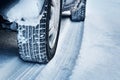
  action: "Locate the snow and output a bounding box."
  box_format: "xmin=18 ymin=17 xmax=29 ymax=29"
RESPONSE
xmin=62 ymin=11 xmax=71 ymax=16
xmin=70 ymin=0 xmax=120 ymax=80
xmin=0 ymin=18 xmax=84 ymax=80
xmin=0 ymin=49 xmax=45 ymax=80
xmin=35 ymin=19 xmax=84 ymax=80
xmin=17 ymin=30 xmax=27 ymax=44
xmin=7 ymin=0 xmax=44 ymax=26
xmin=0 ymin=0 xmax=120 ymax=80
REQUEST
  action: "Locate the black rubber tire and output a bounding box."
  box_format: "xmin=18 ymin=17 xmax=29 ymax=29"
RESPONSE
xmin=71 ymin=4 xmax=86 ymax=22
xmin=47 ymin=0 xmax=62 ymax=60
xmin=17 ymin=0 xmax=61 ymax=63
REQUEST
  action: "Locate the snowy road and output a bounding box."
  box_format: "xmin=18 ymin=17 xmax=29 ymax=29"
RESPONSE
xmin=1 ymin=0 xmax=120 ymax=80
xmin=69 ymin=0 xmax=120 ymax=80
xmin=0 ymin=18 xmax=84 ymax=80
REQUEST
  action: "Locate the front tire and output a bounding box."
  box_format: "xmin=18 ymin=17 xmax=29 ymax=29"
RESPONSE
xmin=17 ymin=0 xmax=61 ymax=63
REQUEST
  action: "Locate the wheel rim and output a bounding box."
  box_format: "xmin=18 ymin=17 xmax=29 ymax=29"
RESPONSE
xmin=49 ymin=0 xmax=60 ymax=49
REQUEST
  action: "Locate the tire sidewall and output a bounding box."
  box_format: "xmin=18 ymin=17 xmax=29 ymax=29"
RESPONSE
xmin=46 ymin=0 xmax=62 ymax=60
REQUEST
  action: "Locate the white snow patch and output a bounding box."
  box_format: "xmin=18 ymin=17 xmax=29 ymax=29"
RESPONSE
xmin=18 ymin=29 xmax=27 ymax=44
xmin=35 ymin=19 xmax=84 ymax=80
xmin=7 ymin=0 xmax=44 ymax=26
xmin=70 ymin=0 xmax=120 ymax=80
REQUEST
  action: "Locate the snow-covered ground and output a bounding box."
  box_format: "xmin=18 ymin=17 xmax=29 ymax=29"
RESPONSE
xmin=7 ymin=0 xmax=44 ymax=26
xmin=0 ymin=0 xmax=120 ymax=80
xmin=0 ymin=18 xmax=84 ymax=80
xmin=70 ymin=0 xmax=120 ymax=80
xmin=35 ymin=19 xmax=84 ymax=80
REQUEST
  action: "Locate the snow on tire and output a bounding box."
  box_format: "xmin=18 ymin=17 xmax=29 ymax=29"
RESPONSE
xmin=17 ymin=0 xmax=61 ymax=63
xmin=71 ymin=2 xmax=86 ymax=22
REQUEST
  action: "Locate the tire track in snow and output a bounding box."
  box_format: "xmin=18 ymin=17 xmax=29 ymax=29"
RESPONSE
xmin=15 ymin=64 xmax=45 ymax=80
xmin=35 ymin=19 xmax=84 ymax=80
xmin=8 ymin=63 xmax=34 ymax=80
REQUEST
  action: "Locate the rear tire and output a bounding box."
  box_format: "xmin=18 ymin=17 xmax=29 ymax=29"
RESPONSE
xmin=71 ymin=3 xmax=86 ymax=22
xmin=17 ymin=0 xmax=61 ymax=63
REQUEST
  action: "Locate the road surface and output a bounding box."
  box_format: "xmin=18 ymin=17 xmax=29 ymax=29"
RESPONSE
xmin=0 ymin=18 xmax=84 ymax=80
xmin=1 ymin=0 xmax=120 ymax=80
xmin=69 ymin=0 xmax=120 ymax=80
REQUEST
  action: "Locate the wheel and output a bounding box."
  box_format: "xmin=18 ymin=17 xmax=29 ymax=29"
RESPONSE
xmin=70 ymin=3 xmax=86 ymax=22
xmin=17 ymin=0 xmax=61 ymax=63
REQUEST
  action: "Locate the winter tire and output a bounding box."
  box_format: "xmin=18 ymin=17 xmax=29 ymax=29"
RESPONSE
xmin=17 ymin=0 xmax=61 ymax=63
xmin=71 ymin=3 xmax=86 ymax=22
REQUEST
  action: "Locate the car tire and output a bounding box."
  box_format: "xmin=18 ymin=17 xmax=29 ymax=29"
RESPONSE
xmin=71 ymin=4 xmax=86 ymax=22
xmin=17 ymin=0 xmax=61 ymax=63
